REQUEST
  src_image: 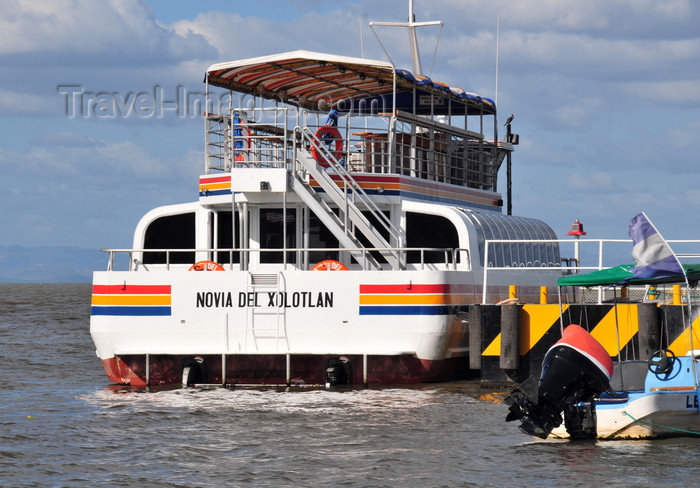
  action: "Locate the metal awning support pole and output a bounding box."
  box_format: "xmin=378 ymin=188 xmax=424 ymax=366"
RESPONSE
xmin=597 ymin=240 xmax=604 ymax=304
xmin=283 ymin=191 xmax=287 ymax=269
xmin=204 ymin=73 xmax=209 ymax=173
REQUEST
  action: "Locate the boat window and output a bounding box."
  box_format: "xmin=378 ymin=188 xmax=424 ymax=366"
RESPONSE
xmin=308 ymin=212 xmax=339 ymax=263
xmin=212 ymin=211 xmax=241 ymax=264
xmin=260 ymin=208 xmax=297 ymax=263
xmin=406 ymin=212 xmax=459 ymax=263
xmin=143 ymin=213 xmax=195 ymax=264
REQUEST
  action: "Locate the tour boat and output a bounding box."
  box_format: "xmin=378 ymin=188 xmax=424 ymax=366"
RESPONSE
xmin=89 ymin=8 xmax=563 ymax=387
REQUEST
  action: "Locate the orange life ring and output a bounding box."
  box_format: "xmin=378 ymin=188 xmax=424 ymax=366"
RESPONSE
xmin=189 ymin=261 xmax=225 ymax=271
xmin=311 ymin=260 xmax=348 ymax=271
xmin=311 ymin=126 xmax=343 ymax=166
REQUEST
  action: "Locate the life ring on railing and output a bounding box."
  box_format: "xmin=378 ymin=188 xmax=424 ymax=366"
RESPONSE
xmin=311 ymin=126 xmax=343 ymax=166
xmin=189 ymin=261 xmax=225 ymax=271
xmin=311 ymin=260 xmax=348 ymax=271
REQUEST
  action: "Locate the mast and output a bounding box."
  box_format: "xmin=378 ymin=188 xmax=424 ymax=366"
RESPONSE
xmin=369 ymin=0 xmax=442 ymax=75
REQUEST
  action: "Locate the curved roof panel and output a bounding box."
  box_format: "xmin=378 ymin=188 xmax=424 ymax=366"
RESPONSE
xmin=206 ymin=50 xmax=496 ymax=115
xmin=459 ymin=209 xmax=560 ymax=268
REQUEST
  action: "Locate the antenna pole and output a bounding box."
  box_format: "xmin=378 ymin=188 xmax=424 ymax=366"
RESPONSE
xmin=495 ymin=16 xmax=500 ymax=107
xmin=360 ymin=18 xmax=364 ymax=58
xmin=407 ymin=0 xmax=422 ymax=74
xmin=370 ymin=1 xmax=442 ymax=75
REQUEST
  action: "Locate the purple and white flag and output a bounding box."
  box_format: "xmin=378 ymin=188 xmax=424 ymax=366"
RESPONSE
xmin=628 ymin=212 xmax=684 ymax=281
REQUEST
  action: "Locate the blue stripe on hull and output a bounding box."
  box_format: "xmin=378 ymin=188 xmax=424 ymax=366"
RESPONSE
xmin=91 ymin=306 xmax=172 ymax=316
xmin=199 ymin=189 xmax=230 ymax=197
xmin=313 ymin=187 xmax=498 ymax=210
xmin=359 ymin=305 xmax=450 ymax=315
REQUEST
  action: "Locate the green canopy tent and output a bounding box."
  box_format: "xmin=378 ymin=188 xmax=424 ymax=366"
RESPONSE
xmin=557 ymin=264 xmax=700 ymax=287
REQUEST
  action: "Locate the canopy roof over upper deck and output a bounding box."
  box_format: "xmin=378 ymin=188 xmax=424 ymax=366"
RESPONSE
xmin=206 ymin=50 xmax=496 ymax=116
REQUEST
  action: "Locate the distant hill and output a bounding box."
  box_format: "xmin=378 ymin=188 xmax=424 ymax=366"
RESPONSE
xmin=0 ymin=246 xmax=108 ymax=283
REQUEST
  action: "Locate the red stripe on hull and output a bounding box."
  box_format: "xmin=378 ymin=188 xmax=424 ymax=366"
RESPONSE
xmin=101 ymin=354 xmax=475 ymax=387
xmin=92 ymin=284 xmax=172 ymax=295
xmin=360 ymin=284 xmax=450 ymax=293
xmin=200 ymin=175 xmax=231 ymax=183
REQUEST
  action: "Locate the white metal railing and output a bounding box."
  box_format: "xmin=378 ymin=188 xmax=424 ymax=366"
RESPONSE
xmin=392 ymin=110 xmax=498 ymax=190
xmin=101 ymin=247 xmax=471 ymax=272
xmin=206 ymin=107 xmax=291 ymax=172
xmin=204 ymin=104 xmax=500 ymax=192
xmin=482 ymin=238 xmax=700 ymax=304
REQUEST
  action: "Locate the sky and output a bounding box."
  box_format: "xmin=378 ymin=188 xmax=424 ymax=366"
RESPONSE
xmin=1 ymin=0 xmax=699 ymax=266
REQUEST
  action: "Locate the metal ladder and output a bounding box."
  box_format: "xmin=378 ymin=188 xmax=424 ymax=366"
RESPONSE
xmin=243 ymin=272 xmax=288 ymax=352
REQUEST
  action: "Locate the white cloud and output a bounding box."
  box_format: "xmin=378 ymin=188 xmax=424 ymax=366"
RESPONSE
xmin=0 ymin=131 xmax=202 ymax=248
xmin=1 ymin=130 xmax=196 ymax=181
xmin=0 ymin=0 xmax=215 ymax=64
xmin=565 ymin=172 xmax=614 ymax=192
xmin=0 ymin=90 xmax=47 ymax=115
xmin=624 ymin=79 xmax=700 ymax=106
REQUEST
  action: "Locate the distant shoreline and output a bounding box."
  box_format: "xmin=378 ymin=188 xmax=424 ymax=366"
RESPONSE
xmin=0 ymin=245 xmax=105 ymax=283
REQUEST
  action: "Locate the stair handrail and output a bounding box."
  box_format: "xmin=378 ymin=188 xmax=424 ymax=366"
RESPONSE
xmin=288 ymin=169 xmax=384 ymax=270
xmin=297 ymin=126 xmax=406 ymax=247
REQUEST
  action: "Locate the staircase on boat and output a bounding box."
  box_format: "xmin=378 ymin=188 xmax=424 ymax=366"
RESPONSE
xmin=203 ymin=106 xmax=506 ymax=272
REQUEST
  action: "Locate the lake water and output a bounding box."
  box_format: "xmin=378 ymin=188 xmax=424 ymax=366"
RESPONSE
xmin=1 ymin=283 xmax=697 ymax=487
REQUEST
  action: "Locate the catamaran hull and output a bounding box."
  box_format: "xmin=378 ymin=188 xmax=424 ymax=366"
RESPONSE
xmin=99 ymin=353 xmax=472 ymax=387
xmin=90 ymin=268 xmax=549 ymax=386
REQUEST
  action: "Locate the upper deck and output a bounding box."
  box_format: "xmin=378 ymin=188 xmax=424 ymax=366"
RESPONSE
xmin=202 ymin=50 xmax=510 ymax=207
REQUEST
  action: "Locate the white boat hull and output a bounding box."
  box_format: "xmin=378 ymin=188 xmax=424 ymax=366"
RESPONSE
xmin=550 ymin=354 xmax=700 ymax=440
xmin=594 ymin=388 xmax=700 ymax=439
xmin=90 ymin=268 xmax=543 ymax=386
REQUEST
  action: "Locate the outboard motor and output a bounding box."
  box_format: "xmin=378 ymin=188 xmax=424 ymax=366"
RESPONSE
xmin=504 ymin=324 xmax=613 ymax=439
xmin=325 ymin=357 xmax=352 ymax=387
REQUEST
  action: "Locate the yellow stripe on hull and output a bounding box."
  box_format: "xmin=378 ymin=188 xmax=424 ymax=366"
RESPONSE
xmin=91 ymin=295 xmax=172 ymax=306
xmin=359 ymin=294 xmax=446 ymax=305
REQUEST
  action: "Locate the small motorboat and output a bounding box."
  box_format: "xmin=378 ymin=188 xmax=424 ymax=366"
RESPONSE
xmin=505 ymin=213 xmax=700 ymax=440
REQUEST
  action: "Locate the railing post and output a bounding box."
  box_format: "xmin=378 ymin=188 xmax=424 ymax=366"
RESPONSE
xmin=508 ymin=285 xmax=517 ymax=300
xmin=482 ymin=242 xmax=490 ymax=304
xmin=673 ymin=284 xmax=682 ymax=305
